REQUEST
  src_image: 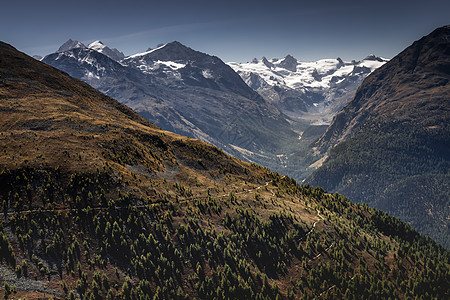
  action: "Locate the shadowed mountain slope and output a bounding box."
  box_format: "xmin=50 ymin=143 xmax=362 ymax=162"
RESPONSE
xmin=308 ymin=25 xmax=450 ymax=247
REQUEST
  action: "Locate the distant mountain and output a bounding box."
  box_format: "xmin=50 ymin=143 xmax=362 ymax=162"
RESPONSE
xmin=42 ymin=40 xmax=388 ymax=182
xmin=55 ymin=39 xmax=125 ymax=62
xmin=307 ymin=25 xmax=450 ymax=247
xmin=88 ymin=40 xmax=125 ymax=61
xmin=1 ymin=40 xmax=449 ymax=299
xmin=43 ymin=41 xmax=299 ymax=173
xmin=57 ymin=39 xmax=86 ymax=52
xmin=43 ymin=47 xmax=135 ymax=81
xmin=123 ymin=41 xmax=264 ymax=100
xmin=228 ymin=54 xmax=388 ymax=125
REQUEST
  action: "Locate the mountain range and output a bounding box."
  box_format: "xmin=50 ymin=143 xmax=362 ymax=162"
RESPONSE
xmin=307 ymin=25 xmax=450 ymax=247
xmin=228 ymin=54 xmax=388 ymax=125
xmin=41 ymin=40 xmax=386 ymax=181
xmin=57 ymin=39 xmax=125 ymax=61
xmin=1 ymin=40 xmax=449 ymax=299
xmin=42 ymin=41 xmax=299 ymax=176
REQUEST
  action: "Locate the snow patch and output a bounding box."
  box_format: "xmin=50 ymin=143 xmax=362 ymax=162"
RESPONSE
xmin=202 ymin=69 xmax=213 ymax=79
xmin=85 ymin=71 xmax=100 ymax=79
xmin=156 ymin=60 xmax=186 ymax=70
xmin=88 ymin=40 xmax=106 ymax=51
xmin=127 ymin=44 xmax=168 ymax=59
xmin=228 ymin=56 xmax=389 ymax=91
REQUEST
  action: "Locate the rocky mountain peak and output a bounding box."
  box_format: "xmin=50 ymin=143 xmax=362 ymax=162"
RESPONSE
xmin=129 ymin=41 xmax=205 ymax=63
xmin=261 ymin=57 xmax=273 ymax=68
xmin=88 ymin=40 xmax=125 ymax=61
xmin=278 ymin=54 xmax=298 ymax=72
xmin=362 ymin=54 xmax=386 ymax=62
xmin=57 ymin=39 xmax=86 ymax=52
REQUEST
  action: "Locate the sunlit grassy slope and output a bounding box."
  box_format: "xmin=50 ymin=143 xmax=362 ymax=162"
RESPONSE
xmin=0 ymin=41 xmax=448 ymax=299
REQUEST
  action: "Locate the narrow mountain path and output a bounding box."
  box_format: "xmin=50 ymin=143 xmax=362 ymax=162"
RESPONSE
xmin=1 ymin=179 xmax=270 ymax=217
xmin=2 ymin=173 xmax=291 ymax=219
xmin=308 ymin=242 xmax=335 ymax=263
xmin=298 ymin=209 xmax=325 ymax=242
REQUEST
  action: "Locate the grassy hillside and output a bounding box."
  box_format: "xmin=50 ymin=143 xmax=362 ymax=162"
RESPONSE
xmin=0 ymin=41 xmax=449 ymax=299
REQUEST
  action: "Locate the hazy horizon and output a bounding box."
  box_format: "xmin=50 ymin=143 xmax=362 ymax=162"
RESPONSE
xmin=2 ymin=0 xmax=449 ymax=62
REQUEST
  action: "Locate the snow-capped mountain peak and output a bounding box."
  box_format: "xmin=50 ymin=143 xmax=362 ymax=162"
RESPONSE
xmin=126 ymin=41 xmax=208 ymax=64
xmin=122 ymin=43 xmax=188 ymax=74
xmin=58 ymin=39 xmax=86 ymax=52
xmin=124 ymin=41 xmax=214 ymax=74
xmin=358 ymin=55 xmax=389 ymax=70
xmin=56 ymin=39 xmax=125 ymax=62
xmin=88 ymin=40 xmax=105 ymax=49
xmin=261 ymin=57 xmax=274 ymax=68
xmin=363 ymin=54 xmax=384 ymax=61
xmin=87 ymin=40 xmax=125 ymax=62
xmin=228 ymin=55 xmax=389 ymax=124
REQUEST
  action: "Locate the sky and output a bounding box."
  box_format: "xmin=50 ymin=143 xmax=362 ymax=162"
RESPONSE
xmin=1 ymin=0 xmax=449 ymax=62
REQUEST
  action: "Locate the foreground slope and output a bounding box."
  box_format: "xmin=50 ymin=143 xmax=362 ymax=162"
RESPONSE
xmin=308 ymin=25 xmax=450 ymax=247
xmin=1 ymin=42 xmax=449 ymax=299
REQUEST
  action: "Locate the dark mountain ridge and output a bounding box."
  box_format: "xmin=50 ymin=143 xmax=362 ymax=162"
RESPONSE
xmin=315 ymin=25 xmax=450 ymax=152
xmin=307 ymin=25 xmax=450 ymax=247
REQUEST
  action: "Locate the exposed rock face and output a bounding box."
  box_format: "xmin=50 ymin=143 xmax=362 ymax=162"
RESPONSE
xmin=278 ymin=54 xmax=298 ymax=72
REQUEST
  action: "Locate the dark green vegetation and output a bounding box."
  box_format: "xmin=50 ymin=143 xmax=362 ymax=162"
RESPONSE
xmin=279 ymin=124 xmax=329 ymax=182
xmin=308 ymin=124 xmax=449 ymax=247
xmin=0 ymin=41 xmax=449 ymax=299
xmin=308 ymin=25 xmax=450 ymax=248
xmin=2 ymin=169 xmax=449 ymax=299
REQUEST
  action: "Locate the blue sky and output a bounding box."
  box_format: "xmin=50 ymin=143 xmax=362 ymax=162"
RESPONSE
xmin=1 ymin=0 xmax=449 ymax=62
